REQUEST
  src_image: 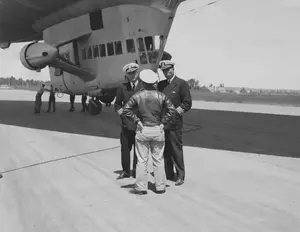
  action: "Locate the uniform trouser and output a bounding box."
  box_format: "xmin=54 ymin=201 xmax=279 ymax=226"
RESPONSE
xmin=34 ymin=93 xmax=42 ymax=113
xmin=81 ymin=95 xmax=87 ymax=111
xmin=48 ymin=95 xmax=56 ymax=111
xmin=164 ymin=129 xmax=185 ymax=180
xmin=135 ymin=126 xmax=166 ymax=191
xmin=120 ymin=127 xmax=137 ymax=173
xmin=70 ymin=94 xmax=75 ymax=108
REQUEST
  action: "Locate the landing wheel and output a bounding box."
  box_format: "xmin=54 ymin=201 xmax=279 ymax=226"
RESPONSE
xmin=88 ymin=99 xmax=102 ymax=115
xmin=98 ymin=95 xmax=115 ymax=105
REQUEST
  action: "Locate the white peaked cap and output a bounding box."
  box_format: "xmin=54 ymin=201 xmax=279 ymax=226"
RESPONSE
xmin=122 ymin=62 xmax=139 ymax=73
xmin=159 ymin=60 xmax=175 ymax=70
xmin=139 ymin=69 xmax=158 ymax=84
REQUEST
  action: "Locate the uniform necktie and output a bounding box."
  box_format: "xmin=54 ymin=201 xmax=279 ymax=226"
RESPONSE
xmin=132 ymin=83 xmax=135 ymax=90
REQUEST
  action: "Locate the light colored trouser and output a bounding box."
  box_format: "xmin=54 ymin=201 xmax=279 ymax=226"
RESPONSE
xmin=135 ymin=125 xmax=166 ymax=191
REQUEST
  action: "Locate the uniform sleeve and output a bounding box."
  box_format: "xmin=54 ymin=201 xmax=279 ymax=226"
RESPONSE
xmin=114 ymin=86 xmax=123 ymax=114
xmin=161 ymin=95 xmax=176 ymax=124
xmin=122 ymin=94 xmax=140 ymax=124
xmin=179 ymin=80 xmax=192 ymax=113
xmin=157 ymin=80 xmax=166 ymax=92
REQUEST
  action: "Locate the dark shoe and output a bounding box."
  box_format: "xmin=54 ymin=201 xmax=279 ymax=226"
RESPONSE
xmin=156 ymin=189 xmax=166 ymax=194
xmin=118 ymin=171 xmax=130 ymax=179
xmin=130 ymin=189 xmax=147 ymax=195
xmin=0 ymin=173 xmax=3 ymax=179
xmin=175 ymin=178 xmax=184 ymax=186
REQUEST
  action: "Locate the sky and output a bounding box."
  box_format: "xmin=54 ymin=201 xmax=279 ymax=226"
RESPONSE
xmin=1 ymin=0 xmax=300 ymax=89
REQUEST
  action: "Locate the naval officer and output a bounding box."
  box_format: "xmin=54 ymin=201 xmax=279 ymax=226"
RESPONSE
xmin=114 ymin=62 xmax=142 ymax=179
xmin=158 ymin=60 xmax=192 ymax=186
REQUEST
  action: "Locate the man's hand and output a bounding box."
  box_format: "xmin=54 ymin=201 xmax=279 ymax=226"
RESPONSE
xmin=159 ymin=123 xmax=164 ymax=132
xmin=117 ymin=108 xmax=123 ymax=115
xmin=137 ymin=121 xmax=144 ymax=133
xmin=176 ymin=106 xmax=184 ymax=116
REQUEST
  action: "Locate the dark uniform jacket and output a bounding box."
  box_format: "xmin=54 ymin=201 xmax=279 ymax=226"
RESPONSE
xmin=114 ymin=81 xmax=143 ymax=131
xmin=122 ymin=89 xmax=176 ymax=127
xmin=158 ymin=76 xmax=192 ymax=130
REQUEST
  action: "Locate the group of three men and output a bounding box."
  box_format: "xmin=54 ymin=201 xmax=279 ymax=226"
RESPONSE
xmin=114 ymin=60 xmax=192 ymax=195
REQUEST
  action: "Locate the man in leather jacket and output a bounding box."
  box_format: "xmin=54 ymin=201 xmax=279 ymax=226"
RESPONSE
xmin=122 ymin=69 xmax=175 ymax=195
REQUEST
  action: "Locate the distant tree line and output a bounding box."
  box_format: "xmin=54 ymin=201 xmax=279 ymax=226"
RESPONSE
xmin=187 ymin=78 xmax=200 ymax=90
xmin=0 ymin=76 xmax=49 ymax=87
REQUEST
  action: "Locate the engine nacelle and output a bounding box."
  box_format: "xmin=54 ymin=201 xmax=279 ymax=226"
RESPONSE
xmin=20 ymin=42 xmax=58 ymax=71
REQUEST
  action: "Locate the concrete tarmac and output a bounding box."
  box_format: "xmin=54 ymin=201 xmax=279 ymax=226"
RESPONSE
xmin=0 ymin=89 xmax=300 ymax=232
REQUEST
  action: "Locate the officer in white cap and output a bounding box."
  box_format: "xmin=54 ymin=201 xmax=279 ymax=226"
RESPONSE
xmin=122 ymin=69 xmax=176 ymax=195
xmin=158 ymin=60 xmax=192 ymax=186
xmin=114 ymin=62 xmax=141 ymax=179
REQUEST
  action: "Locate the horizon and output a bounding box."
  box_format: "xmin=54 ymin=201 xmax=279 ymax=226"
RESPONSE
xmin=1 ymin=76 xmax=300 ymax=92
xmin=1 ymin=0 xmax=300 ymax=89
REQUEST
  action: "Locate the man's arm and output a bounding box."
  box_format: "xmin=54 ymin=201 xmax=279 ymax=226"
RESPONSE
xmin=157 ymin=80 xmax=167 ymax=92
xmin=122 ymin=94 xmax=140 ymax=124
xmin=177 ymin=81 xmax=192 ymax=115
xmin=161 ymin=95 xmax=176 ymax=124
xmin=114 ymin=86 xmax=123 ymax=115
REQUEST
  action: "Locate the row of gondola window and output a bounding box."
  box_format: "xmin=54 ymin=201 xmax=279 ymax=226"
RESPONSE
xmin=81 ymin=36 xmax=163 ymax=64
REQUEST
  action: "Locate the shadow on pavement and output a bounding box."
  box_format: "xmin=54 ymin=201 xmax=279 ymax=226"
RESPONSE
xmin=0 ymin=100 xmax=300 ymax=158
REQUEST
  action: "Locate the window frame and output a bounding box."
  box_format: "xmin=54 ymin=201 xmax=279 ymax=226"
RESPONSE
xmin=93 ymin=45 xmax=99 ymax=58
xmin=99 ymin=44 xmax=106 ymax=57
xmin=87 ymin=46 xmax=92 ymax=59
xmin=107 ymin=42 xmax=114 ymax=56
xmin=81 ymin=48 xmax=86 ymax=60
xmin=114 ymin=41 xmax=123 ymax=55
xmin=126 ymin=39 xmax=136 ymax=53
xmin=144 ymin=36 xmax=154 ymax=51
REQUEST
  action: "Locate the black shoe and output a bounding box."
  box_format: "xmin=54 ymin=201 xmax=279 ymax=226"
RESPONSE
xmin=118 ymin=171 xmax=130 ymax=179
xmin=0 ymin=173 xmax=3 ymax=179
xmin=156 ymin=189 xmax=166 ymax=194
xmin=175 ymin=178 xmax=184 ymax=186
xmin=130 ymin=189 xmax=147 ymax=195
